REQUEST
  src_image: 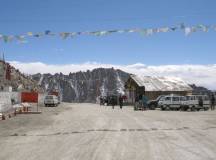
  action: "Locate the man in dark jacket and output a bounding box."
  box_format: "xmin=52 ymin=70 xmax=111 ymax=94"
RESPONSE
xmin=111 ymin=96 xmax=116 ymax=109
xmin=119 ymin=95 xmax=123 ymax=109
xmin=211 ymin=94 xmax=215 ymax=110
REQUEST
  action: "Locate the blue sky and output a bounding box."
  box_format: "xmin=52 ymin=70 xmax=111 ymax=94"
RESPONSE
xmin=0 ymin=0 xmax=216 ymax=65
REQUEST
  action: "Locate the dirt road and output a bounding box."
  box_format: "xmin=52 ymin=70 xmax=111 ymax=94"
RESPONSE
xmin=0 ymin=103 xmax=216 ymax=160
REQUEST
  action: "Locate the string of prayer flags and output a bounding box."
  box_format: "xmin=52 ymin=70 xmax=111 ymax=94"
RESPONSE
xmin=1 ymin=23 xmax=216 ymax=43
xmin=27 ymin=32 xmax=33 ymax=36
xmin=60 ymin=32 xmax=71 ymax=39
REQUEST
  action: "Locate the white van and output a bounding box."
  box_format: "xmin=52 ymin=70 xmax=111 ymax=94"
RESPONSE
xmin=183 ymin=95 xmax=210 ymax=111
xmin=158 ymin=95 xmax=187 ymax=110
xmin=44 ymin=95 xmax=59 ymax=107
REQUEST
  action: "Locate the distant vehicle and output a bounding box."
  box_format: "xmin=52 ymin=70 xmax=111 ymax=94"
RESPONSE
xmin=147 ymin=95 xmax=165 ymax=110
xmin=181 ymin=95 xmax=210 ymax=111
xmin=158 ymin=95 xmax=187 ymax=111
xmin=44 ymin=95 xmax=59 ymax=107
xmin=49 ymin=91 xmax=61 ymax=104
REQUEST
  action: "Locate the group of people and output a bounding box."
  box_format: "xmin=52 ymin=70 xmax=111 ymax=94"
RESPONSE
xmin=99 ymin=95 xmax=124 ymax=109
xmin=134 ymin=93 xmax=148 ymax=110
xmin=110 ymin=95 xmax=124 ymax=109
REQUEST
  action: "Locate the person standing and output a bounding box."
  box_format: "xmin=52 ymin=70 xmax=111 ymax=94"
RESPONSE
xmin=198 ymin=97 xmax=203 ymax=108
xmin=142 ymin=93 xmax=148 ymax=110
xmin=111 ymin=96 xmax=115 ymax=109
xmin=100 ymin=96 xmax=103 ymax=106
xmin=119 ymin=95 xmax=123 ymax=109
xmin=210 ymin=94 xmax=215 ymax=110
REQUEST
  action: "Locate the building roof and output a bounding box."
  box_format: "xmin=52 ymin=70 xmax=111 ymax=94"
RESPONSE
xmin=130 ymin=74 xmax=192 ymax=92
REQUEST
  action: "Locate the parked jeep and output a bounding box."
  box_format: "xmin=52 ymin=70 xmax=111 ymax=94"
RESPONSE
xmin=147 ymin=95 xmax=165 ymax=110
xmin=158 ymin=95 xmax=187 ymax=111
xmin=181 ymin=95 xmax=210 ymax=111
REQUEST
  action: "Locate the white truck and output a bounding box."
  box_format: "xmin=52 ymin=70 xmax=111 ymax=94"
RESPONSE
xmin=158 ymin=94 xmax=187 ymax=111
xmin=44 ymin=95 xmax=59 ymax=107
xmin=181 ymin=95 xmax=210 ymax=111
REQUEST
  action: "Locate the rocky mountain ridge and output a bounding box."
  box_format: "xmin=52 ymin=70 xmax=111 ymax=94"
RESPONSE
xmin=32 ymin=68 xmax=129 ymax=102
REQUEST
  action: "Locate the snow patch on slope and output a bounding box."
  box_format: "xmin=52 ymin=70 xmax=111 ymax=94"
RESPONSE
xmin=100 ymin=79 xmax=108 ymax=96
xmin=69 ymin=80 xmax=79 ymax=99
xmin=116 ymin=72 xmax=125 ymax=95
xmin=38 ymin=75 xmax=44 ymax=85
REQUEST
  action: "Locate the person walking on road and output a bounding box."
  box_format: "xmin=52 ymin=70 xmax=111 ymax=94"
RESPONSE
xmin=210 ymin=94 xmax=215 ymax=110
xmin=119 ymin=95 xmax=123 ymax=109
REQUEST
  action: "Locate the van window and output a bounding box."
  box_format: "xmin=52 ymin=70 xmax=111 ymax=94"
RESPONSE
xmin=160 ymin=97 xmax=165 ymax=101
xmin=203 ymin=96 xmax=209 ymax=101
xmin=195 ymin=96 xmax=202 ymax=100
xmin=186 ymin=96 xmax=191 ymax=100
xmin=165 ymin=97 xmax=171 ymax=101
xmin=172 ymin=97 xmax=179 ymax=101
xmin=180 ymin=97 xmax=186 ymax=101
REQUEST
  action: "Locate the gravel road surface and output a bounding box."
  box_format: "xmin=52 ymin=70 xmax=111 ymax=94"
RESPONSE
xmin=0 ymin=103 xmax=216 ymax=160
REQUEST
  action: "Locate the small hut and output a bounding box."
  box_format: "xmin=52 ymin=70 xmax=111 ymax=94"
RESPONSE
xmin=125 ymin=74 xmax=192 ymax=103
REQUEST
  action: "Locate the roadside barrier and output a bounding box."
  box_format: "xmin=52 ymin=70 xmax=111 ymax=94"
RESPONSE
xmin=0 ymin=108 xmax=17 ymax=121
xmin=0 ymin=103 xmax=41 ymax=122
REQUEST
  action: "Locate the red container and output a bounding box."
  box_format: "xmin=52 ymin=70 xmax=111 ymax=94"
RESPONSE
xmin=21 ymin=92 xmax=38 ymax=103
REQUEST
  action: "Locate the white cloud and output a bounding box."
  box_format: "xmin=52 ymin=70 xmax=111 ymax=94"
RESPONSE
xmin=9 ymin=61 xmax=216 ymax=90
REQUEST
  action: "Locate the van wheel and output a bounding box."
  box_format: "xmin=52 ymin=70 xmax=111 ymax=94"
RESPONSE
xmin=166 ymin=105 xmax=170 ymax=111
xmin=161 ymin=106 xmax=165 ymax=111
xmin=191 ymin=106 xmax=195 ymax=111
xmin=180 ymin=106 xmax=186 ymax=111
xmin=197 ymin=109 xmax=200 ymax=111
xmin=204 ymin=108 xmax=209 ymax=111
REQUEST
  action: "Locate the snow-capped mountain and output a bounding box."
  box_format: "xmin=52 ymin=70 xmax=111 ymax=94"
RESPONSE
xmin=32 ymin=68 xmax=129 ymax=102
